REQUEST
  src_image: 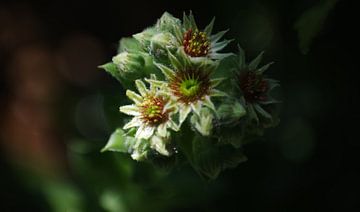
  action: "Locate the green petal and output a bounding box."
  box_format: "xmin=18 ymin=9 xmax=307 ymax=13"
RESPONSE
xmin=204 ymin=17 xmax=215 ymax=35
xmin=210 ymin=89 xmax=227 ymax=97
xmin=189 ymin=11 xmax=198 ymax=30
xmin=119 ymin=105 xmax=140 ymax=116
xmin=210 ymin=30 xmax=228 ymax=43
xmin=156 ymin=88 xmax=172 ymax=98
xmin=210 ymin=77 xmax=225 ymax=87
xmin=177 ymin=48 xmax=191 ymax=67
xmin=150 ymin=74 xmax=157 ymax=80
xmin=183 ymin=12 xmax=191 ymax=30
xmin=249 ymin=51 xmax=264 ymax=70
xmin=123 ymin=117 xmax=141 ymax=129
xmin=190 ymin=108 xmax=213 ymax=136
xmin=267 ymin=79 xmax=280 ymax=91
xmin=135 ymin=125 xmax=155 ymax=139
xmin=198 ymin=59 xmax=219 ymax=73
xmin=211 ymin=39 xmax=233 ymax=52
xmin=168 ymin=119 xmax=180 ymax=131
xmin=126 ymin=90 xmax=143 ymax=104
xmin=174 ymin=26 xmax=184 ymax=43
xmin=179 ymin=104 xmax=192 ymax=124
xmin=131 ymin=151 xmax=143 ymax=161
xmin=148 ymin=74 xmax=157 ymax=92
xmin=253 ymin=104 xmax=272 ymax=119
xmin=247 ymin=104 xmax=259 ymax=124
xmin=259 ymin=97 xmax=280 ymax=105
xmin=168 ymin=50 xmax=184 ymax=71
xmin=150 ymin=135 xmax=169 ymax=156
xmin=135 ymin=80 xmax=148 ymax=97
xmin=131 ymin=138 xmax=150 ymax=161
xmin=197 ymin=113 xmax=213 ymax=136
xmin=203 ymin=96 xmax=215 ymax=111
xmin=154 ymin=62 xmax=175 ymax=79
xmin=256 ymin=62 xmax=274 ymax=74
xmin=191 ymin=101 xmax=202 ymax=116
xmin=145 ymin=78 xmax=167 ymax=89
xmin=157 ymin=123 xmax=168 ymax=137
xmin=210 ymin=52 xmax=234 ymax=60
xmin=237 ymin=44 xmax=246 ymax=69
xmin=164 ymin=101 xmax=178 ymax=113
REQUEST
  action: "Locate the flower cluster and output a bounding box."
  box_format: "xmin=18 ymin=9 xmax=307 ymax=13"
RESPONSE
xmin=100 ymin=12 xmax=280 ymax=179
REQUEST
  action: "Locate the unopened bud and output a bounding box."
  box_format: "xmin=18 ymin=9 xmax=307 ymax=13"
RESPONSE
xmin=112 ymin=52 xmax=145 ymax=80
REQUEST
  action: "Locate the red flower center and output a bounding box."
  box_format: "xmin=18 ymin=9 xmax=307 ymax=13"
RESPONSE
xmin=238 ymin=71 xmax=268 ymax=103
xmin=183 ymin=29 xmax=210 ymax=57
xmin=140 ymin=96 xmax=169 ymax=126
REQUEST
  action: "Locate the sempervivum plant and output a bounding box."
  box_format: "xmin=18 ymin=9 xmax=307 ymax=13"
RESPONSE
xmin=179 ymin=12 xmax=233 ymax=61
xmin=147 ymin=50 xmax=225 ymax=133
xmin=235 ymin=45 xmax=280 ymax=128
xmin=100 ymin=12 xmax=280 ymax=180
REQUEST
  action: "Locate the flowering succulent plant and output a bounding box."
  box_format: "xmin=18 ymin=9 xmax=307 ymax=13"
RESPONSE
xmin=100 ymin=12 xmax=280 ymax=180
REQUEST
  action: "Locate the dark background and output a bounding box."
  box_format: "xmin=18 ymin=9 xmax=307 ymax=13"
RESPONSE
xmin=1 ymin=0 xmax=359 ymax=211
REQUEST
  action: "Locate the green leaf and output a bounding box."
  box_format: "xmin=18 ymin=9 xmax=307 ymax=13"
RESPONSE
xmin=98 ymin=62 xmax=133 ymax=89
xmin=101 ymin=128 xmax=134 ymax=153
xmin=191 ymin=136 xmax=248 ymax=180
xmin=192 ymin=136 xmax=221 ymax=180
xmin=294 ymin=0 xmax=338 ymax=54
xmin=99 ymin=62 xmax=119 ymax=80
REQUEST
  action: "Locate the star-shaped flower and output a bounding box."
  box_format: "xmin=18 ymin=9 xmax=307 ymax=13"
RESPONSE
xmin=146 ymin=50 xmax=225 ymax=135
xmin=172 ymin=11 xmax=234 ymax=62
xmin=235 ymin=45 xmax=280 ymax=124
xmin=119 ymin=76 xmax=179 ymax=157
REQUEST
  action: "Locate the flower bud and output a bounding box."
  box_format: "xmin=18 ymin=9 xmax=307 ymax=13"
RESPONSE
xmin=112 ymin=52 xmax=145 ymax=80
xmin=133 ymin=27 xmax=157 ymax=47
xmin=150 ymin=32 xmax=178 ymax=57
xmin=156 ymin=12 xmax=181 ymax=33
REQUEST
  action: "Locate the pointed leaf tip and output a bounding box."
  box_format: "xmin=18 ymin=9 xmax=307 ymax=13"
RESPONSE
xmin=101 ymin=128 xmax=133 ymax=153
xmin=249 ymin=51 xmax=264 ymax=70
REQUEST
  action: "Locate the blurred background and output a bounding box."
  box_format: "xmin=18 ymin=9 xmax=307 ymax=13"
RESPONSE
xmin=0 ymin=0 xmax=358 ymax=211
